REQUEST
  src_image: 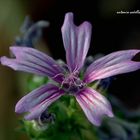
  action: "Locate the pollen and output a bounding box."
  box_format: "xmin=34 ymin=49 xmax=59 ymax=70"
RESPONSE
xmin=61 ymin=71 xmax=86 ymax=94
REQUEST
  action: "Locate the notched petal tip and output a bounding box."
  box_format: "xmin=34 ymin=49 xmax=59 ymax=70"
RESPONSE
xmin=1 ymin=56 xmax=7 ymax=65
xmin=64 ymin=12 xmax=74 ymax=21
xmin=1 ymin=56 xmax=14 ymax=66
xmin=61 ymin=12 xmax=92 ymax=72
xmin=9 ymin=46 xmax=19 ymax=54
xmin=61 ymin=12 xmax=74 ymax=31
xmin=9 ymin=46 xmax=30 ymax=57
xmin=132 ymin=51 xmax=140 ymax=62
xmin=1 ymin=56 xmax=18 ymax=70
xmin=81 ymin=21 xmax=92 ymax=31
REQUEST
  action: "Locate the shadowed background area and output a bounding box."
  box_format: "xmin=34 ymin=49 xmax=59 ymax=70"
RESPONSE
xmin=0 ymin=0 xmax=140 ymax=140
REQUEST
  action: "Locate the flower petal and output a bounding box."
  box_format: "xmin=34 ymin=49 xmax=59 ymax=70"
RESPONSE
xmin=15 ymin=83 xmax=64 ymax=120
xmin=75 ymin=87 xmax=113 ymax=126
xmin=84 ymin=50 xmax=140 ymax=83
xmin=1 ymin=47 xmax=64 ymax=82
xmin=61 ymin=12 xmax=92 ymax=72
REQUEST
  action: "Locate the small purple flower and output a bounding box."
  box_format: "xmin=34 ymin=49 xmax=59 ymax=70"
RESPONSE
xmin=1 ymin=12 xmax=140 ymax=126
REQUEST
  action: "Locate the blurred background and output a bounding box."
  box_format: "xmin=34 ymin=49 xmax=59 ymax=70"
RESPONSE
xmin=0 ymin=0 xmax=140 ymax=140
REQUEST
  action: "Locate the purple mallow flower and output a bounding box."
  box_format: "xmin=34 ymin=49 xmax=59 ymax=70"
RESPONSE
xmin=1 ymin=12 xmax=140 ymax=126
